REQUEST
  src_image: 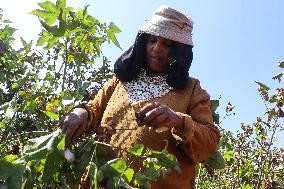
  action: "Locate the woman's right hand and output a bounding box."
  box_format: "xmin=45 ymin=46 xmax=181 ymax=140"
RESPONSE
xmin=60 ymin=108 xmax=88 ymax=147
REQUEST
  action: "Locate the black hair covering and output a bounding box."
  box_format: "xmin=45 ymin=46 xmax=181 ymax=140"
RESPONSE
xmin=114 ymin=32 xmax=193 ymax=90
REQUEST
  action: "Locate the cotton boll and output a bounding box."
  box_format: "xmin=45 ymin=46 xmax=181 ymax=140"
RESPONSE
xmin=64 ymin=149 xmax=75 ymax=162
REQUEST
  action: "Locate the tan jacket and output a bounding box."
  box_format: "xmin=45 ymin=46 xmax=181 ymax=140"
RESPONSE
xmin=82 ymin=77 xmax=220 ymax=189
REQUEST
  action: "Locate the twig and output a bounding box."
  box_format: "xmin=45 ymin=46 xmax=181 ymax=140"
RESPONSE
xmin=256 ymin=118 xmax=278 ymax=189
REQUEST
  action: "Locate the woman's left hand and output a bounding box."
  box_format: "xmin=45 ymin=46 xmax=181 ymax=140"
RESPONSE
xmin=136 ymin=102 xmax=183 ymax=131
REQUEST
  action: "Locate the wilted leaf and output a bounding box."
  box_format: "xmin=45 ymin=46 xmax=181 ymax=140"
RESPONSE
xmin=226 ymin=102 xmax=235 ymax=113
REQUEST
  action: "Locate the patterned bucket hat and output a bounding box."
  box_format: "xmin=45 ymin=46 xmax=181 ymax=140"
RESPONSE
xmin=139 ymin=5 xmax=194 ymax=46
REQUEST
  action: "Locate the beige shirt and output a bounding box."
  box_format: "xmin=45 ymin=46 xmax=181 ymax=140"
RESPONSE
xmin=82 ymin=77 xmax=220 ymax=189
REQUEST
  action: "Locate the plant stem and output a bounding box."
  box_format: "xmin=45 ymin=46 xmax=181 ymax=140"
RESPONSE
xmin=62 ymin=39 xmax=68 ymax=92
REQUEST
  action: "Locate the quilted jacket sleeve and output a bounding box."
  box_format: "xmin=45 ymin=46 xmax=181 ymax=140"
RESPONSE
xmin=76 ymin=77 xmax=118 ymax=131
xmin=171 ymin=80 xmax=220 ymax=162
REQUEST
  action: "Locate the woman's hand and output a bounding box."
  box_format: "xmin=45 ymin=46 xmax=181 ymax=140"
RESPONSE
xmin=60 ymin=108 xmax=88 ymax=147
xmin=136 ymin=102 xmax=183 ymax=132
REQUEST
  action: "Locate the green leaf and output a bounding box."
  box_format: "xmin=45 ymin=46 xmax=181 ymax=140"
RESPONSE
xmin=18 ymin=90 xmax=26 ymax=96
xmin=269 ymin=95 xmax=277 ymax=103
xmin=128 ymin=144 xmax=144 ymax=156
xmin=40 ymin=19 xmax=64 ymax=37
xmin=31 ymin=9 xmax=57 ymax=26
xmin=203 ymin=151 xmax=225 ymax=169
xmin=152 ymin=151 xmax=177 ymax=168
xmin=224 ymin=150 xmax=234 ymax=162
xmin=11 ymin=82 xmax=19 ymax=89
xmin=0 ymin=25 xmax=16 ymax=39
xmin=212 ymin=112 xmax=220 ymax=124
xmin=20 ymin=37 xmax=27 ymax=46
xmin=56 ymin=0 xmax=66 ymax=9
xmin=38 ymin=1 xmax=58 ymax=13
xmin=124 ymin=168 xmax=134 ymax=183
xmin=37 ymin=31 xmax=51 ymax=46
xmin=144 ymin=167 xmax=160 ymax=180
xmin=134 ymin=171 xmax=147 ymax=185
xmin=272 ymin=73 xmax=283 ymax=83
xmin=31 ymin=9 xmax=49 ymax=18
xmin=110 ymin=158 xmax=127 ymax=174
xmin=7 ymin=167 xmax=25 ymax=189
xmin=45 ymin=36 xmax=59 ymax=49
xmin=42 ymin=151 xmax=62 ymax=182
xmin=241 ymin=184 xmax=253 ymax=189
xmin=57 ymin=136 xmax=65 ymax=151
xmin=89 ymin=162 xmax=98 ymax=188
xmin=23 ymin=130 xmax=61 ymax=161
xmin=109 ymin=22 xmax=121 ymax=33
xmin=58 ymin=8 xmax=67 ymax=36
xmin=106 ymin=27 xmax=122 ymax=50
xmin=255 ymin=81 xmax=270 ymax=91
xmin=0 ymin=156 xmax=17 ymax=180
xmin=0 ymin=121 xmax=4 ymax=128
xmin=278 ymin=61 xmax=284 ymax=68
xmin=19 ymin=37 xmax=32 ymax=53
xmin=210 ymin=100 xmax=219 ymax=112
xmin=45 ymin=110 xmax=59 ymax=120
xmin=24 ymin=147 xmax=49 ymax=161
xmin=0 ymin=155 xmax=25 ymax=189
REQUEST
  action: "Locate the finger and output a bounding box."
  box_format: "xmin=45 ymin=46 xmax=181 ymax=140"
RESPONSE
xmin=65 ymin=131 xmax=72 ymax=148
xmin=61 ymin=118 xmax=69 ymax=134
xmin=65 ymin=123 xmax=79 ymax=147
xmin=138 ymin=102 xmax=160 ymax=118
xmin=58 ymin=117 xmax=64 ymax=128
xmin=143 ymin=106 xmax=164 ymax=125
xmin=71 ymin=121 xmax=87 ymax=144
xmin=150 ymin=111 xmax=169 ymax=127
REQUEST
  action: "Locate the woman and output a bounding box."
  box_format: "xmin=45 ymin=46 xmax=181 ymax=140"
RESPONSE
xmin=61 ymin=5 xmax=220 ymax=189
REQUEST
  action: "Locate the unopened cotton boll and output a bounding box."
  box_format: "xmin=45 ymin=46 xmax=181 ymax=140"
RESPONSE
xmin=64 ymin=149 xmax=75 ymax=162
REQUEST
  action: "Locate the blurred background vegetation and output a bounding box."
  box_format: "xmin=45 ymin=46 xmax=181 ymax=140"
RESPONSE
xmin=0 ymin=0 xmax=283 ymax=188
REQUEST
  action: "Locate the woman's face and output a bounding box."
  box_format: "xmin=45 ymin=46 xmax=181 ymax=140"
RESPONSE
xmin=146 ymin=35 xmax=173 ymax=75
